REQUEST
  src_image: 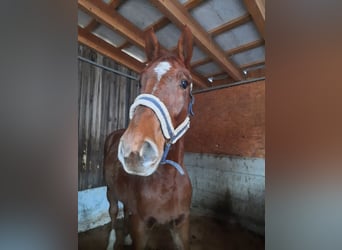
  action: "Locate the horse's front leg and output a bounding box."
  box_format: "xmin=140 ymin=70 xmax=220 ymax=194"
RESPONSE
xmin=129 ymin=214 xmax=150 ymax=250
xmin=170 ymin=215 xmax=190 ymax=250
xmin=106 ymin=188 xmax=126 ymax=250
xmin=106 ymin=187 xmax=119 ymax=250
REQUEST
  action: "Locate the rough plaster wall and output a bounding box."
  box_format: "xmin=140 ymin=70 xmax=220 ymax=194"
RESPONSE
xmin=185 ymin=153 xmax=265 ymax=234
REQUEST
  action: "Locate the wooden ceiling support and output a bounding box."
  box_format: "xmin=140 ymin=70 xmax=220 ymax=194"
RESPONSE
xmin=78 ymin=0 xmax=145 ymax=48
xmin=150 ymin=0 xmax=243 ymax=81
xmin=78 ymin=26 xmax=208 ymax=88
xmin=190 ymin=72 xmax=211 ymax=89
xmin=78 ymin=26 xmax=144 ymax=73
xmin=211 ymin=77 xmax=235 ymax=85
xmin=84 ymin=0 xmax=122 ymax=32
xmin=206 ymin=59 xmax=265 ymax=79
xmin=118 ymin=0 xmax=203 ymax=50
xmin=246 ymin=67 xmax=265 ymax=79
xmin=79 ymin=0 xmax=217 ymax=88
xmin=243 ymin=0 xmax=265 ymax=38
xmin=240 ymin=60 xmax=265 ymax=70
xmin=191 ymin=39 xmax=264 ymax=68
xmin=147 ymin=0 xmax=203 ymax=32
xmin=226 ymin=39 xmax=264 ymax=56
xmin=204 ymin=71 xmax=230 ymax=79
xmin=209 ymin=13 xmax=251 ymax=37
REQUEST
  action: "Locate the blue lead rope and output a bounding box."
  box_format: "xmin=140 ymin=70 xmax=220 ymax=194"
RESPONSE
xmin=160 ymin=142 xmax=185 ymax=175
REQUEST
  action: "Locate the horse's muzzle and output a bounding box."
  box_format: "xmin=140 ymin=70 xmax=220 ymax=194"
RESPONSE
xmin=118 ymin=138 xmax=161 ymax=176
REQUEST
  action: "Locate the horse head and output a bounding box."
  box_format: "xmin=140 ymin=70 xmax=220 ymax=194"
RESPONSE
xmin=118 ymin=26 xmax=194 ymax=176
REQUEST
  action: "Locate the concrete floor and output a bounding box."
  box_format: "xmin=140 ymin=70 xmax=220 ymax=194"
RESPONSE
xmin=78 ymin=215 xmax=264 ymax=250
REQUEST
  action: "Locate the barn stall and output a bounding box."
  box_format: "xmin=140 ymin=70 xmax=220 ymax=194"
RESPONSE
xmin=77 ymin=0 xmax=265 ymax=249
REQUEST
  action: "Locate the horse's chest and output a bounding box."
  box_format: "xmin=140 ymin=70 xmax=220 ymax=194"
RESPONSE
xmin=139 ymin=180 xmax=181 ymax=208
xmin=132 ymin=176 xmax=191 ymax=224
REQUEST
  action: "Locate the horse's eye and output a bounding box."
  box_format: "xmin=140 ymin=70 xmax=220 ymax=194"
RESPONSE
xmin=180 ymin=79 xmax=188 ymax=89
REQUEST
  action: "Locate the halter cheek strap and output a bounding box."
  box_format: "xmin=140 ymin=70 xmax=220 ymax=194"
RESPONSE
xmin=129 ymin=89 xmax=194 ymax=175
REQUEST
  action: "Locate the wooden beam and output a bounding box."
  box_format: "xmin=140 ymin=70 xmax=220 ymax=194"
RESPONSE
xmin=78 ymin=27 xmax=208 ymax=88
xmin=117 ymin=42 xmax=132 ymax=50
xmin=150 ymin=0 xmax=243 ymax=81
xmin=149 ymin=0 xmax=203 ymax=31
xmin=203 ymin=71 xmax=228 ymax=79
xmin=211 ymin=77 xmax=235 ymax=85
xmin=78 ymin=26 xmax=144 ymax=73
xmin=191 ymin=39 xmax=264 ymax=68
xmin=225 ymin=39 xmax=264 ymax=56
xmin=78 ymin=0 xmax=145 ymax=48
xmin=246 ymin=67 xmax=265 ymax=78
xmin=118 ymin=0 xmax=203 ymax=50
xmin=209 ymin=14 xmax=251 ymax=37
xmin=108 ymin=0 xmax=123 ymax=8
xmin=191 ymin=73 xmax=210 ymax=89
xmin=243 ymin=0 xmax=265 ymax=38
xmin=184 ymin=0 xmax=204 ymax=10
xmin=78 ymin=1 xmax=209 ymax=88
xmin=148 ymin=0 xmax=203 ymax=31
xmin=191 ymin=57 xmax=212 ymax=68
xmin=84 ymin=0 xmax=123 ymax=32
xmin=85 ymin=20 xmax=99 ymax=32
xmin=204 ymin=60 xmax=266 ymax=78
xmin=240 ymin=60 xmax=265 ymax=70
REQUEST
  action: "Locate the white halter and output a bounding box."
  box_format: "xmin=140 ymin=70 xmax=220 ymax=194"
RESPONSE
xmin=129 ymin=94 xmax=191 ymax=144
xmin=129 ymin=92 xmax=194 ymax=175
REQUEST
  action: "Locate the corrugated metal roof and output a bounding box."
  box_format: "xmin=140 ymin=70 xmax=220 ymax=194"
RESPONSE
xmin=190 ymin=0 xmax=247 ymax=31
xmin=118 ymin=0 xmax=164 ymax=29
xmin=78 ymin=0 xmax=265 ymax=88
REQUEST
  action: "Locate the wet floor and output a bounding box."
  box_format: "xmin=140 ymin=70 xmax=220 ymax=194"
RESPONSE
xmin=78 ymin=215 xmax=264 ymax=250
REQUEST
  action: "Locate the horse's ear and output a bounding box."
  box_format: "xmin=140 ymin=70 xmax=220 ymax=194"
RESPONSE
xmin=177 ymin=26 xmax=193 ymax=68
xmin=145 ymin=28 xmax=160 ymax=62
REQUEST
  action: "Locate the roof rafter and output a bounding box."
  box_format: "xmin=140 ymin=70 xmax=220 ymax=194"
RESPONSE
xmin=118 ymin=0 xmax=203 ymax=50
xmin=191 ymin=39 xmax=264 ymax=68
xmin=79 ymin=26 xmax=208 ymax=88
xmin=207 ymin=59 xmax=265 ymax=78
xmin=203 ymin=70 xmax=232 ymax=79
xmin=79 ymin=0 xmax=145 ymax=48
xmin=246 ymin=67 xmax=265 ymax=79
xmin=211 ymin=77 xmax=235 ymax=85
xmin=209 ymin=13 xmax=251 ymax=37
xmin=84 ymin=0 xmax=123 ymax=32
xmin=79 ymin=26 xmax=209 ymax=88
xmin=78 ymin=0 xmax=209 ymax=88
xmin=147 ymin=0 xmax=204 ymax=32
xmin=240 ymin=60 xmax=265 ymax=70
xmin=243 ymin=0 xmax=265 ymax=38
xmin=226 ymin=39 xmax=264 ymax=56
xmin=78 ymin=26 xmax=144 ymax=73
xmin=149 ymin=0 xmax=243 ymax=81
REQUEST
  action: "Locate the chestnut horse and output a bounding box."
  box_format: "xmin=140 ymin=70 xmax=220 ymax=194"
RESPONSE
xmin=104 ymin=27 xmax=194 ymax=250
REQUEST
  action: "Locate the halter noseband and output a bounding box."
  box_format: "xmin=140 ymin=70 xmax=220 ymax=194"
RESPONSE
xmin=129 ymin=86 xmax=194 ymax=175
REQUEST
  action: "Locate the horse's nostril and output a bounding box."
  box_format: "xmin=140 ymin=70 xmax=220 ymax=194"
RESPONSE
xmin=140 ymin=140 xmax=159 ymax=165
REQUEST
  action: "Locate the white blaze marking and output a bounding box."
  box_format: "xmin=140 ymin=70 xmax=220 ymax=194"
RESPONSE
xmin=107 ymin=229 xmax=116 ymax=250
xmin=154 ymin=61 xmax=171 ymax=81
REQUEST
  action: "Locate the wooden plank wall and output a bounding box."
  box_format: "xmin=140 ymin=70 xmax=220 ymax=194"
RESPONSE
xmin=185 ymin=80 xmax=265 ymax=158
xmin=78 ymin=45 xmax=139 ymax=190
